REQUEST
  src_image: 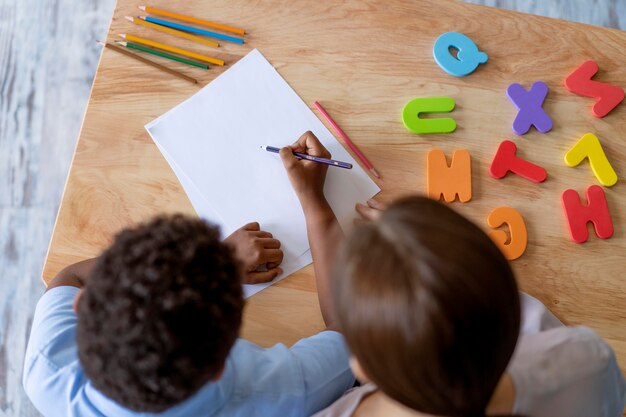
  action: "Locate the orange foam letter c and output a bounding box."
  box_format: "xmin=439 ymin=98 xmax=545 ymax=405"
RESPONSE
xmin=487 ymin=207 xmax=527 ymax=261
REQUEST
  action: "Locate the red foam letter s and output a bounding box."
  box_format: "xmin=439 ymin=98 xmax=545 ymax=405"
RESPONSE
xmin=564 ymin=60 xmax=624 ymax=118
xmin=562 ymin=185 xmax=614 ymax=243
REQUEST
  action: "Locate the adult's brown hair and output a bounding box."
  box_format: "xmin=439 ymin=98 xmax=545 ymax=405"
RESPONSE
xmin=334 ymin=196 xmax=521 ymax=417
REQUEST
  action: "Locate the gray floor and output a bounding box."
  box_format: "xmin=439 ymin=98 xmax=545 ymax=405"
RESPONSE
xmin=464 ymin=0 xmax=626 ymax=29
xmin=0 ymin=1 xmax=623 ymax=416
xmin=0 ymin=0 xmax=116 ymax=415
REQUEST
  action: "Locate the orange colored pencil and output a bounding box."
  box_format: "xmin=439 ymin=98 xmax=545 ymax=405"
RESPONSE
xmin=139 ymin=5 xmax=245 ymax=35
xmin=120 ymin=34 xmax=225 ymax=66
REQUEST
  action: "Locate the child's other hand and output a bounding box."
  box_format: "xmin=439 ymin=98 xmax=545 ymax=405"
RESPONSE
xmin=224 ymin=222 xmax=284 ymax=284
xmin=279 ymin=131 xmax=330 ymax=208
xmin=355 ymin=199 xmax=386 ymax=221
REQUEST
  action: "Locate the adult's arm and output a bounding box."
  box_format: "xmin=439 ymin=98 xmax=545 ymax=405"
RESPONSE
xmin=280 ymin=131 xmax=342 ymax=329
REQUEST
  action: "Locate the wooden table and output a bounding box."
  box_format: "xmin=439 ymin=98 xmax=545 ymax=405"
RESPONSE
xmin=43 ymin=0 xmax=626 ymax=375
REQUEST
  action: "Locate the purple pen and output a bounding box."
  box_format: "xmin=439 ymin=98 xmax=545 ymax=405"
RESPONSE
xmin=261 ymin=146 xmax=353 ymax=170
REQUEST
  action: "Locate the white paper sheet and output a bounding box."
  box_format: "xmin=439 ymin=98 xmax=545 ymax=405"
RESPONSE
xmin=146 ymin=49 xmax=380 ymax=297
xmin=155 ymin=141 xmax=313 ymax=298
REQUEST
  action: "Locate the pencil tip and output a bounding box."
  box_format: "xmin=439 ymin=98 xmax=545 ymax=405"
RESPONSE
xmin=370 ymin=169 xmax=381 ymax=179
xmin=138 ymin=15 xmax=146 ymax=20
xmin=119 ymin=34 xmax=126 ymax=38
xmin=124 ymin=16 xmax=134 ymax=22
xmin=138 ymin=5 xmax=146 ymax=11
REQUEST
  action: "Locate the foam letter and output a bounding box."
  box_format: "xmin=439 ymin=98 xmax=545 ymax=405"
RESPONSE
xmin=432 ymin=32 xmax=488 ymax=77
xmin=490 ymin=140 xmax=547 ymax=183
xmin=562 ymin=185 xmax=613 ymax=243
xmin=427 ymin=149 xmax=471 ymax=203
xmin=402 ymin=97 xmax=456 ymax=134
xmin=506 ymin=81 xmax=553 ymax=135
xmin=564 ymin=60 xmax=624 ymax=118
xmin=564 ymin=133 xmax=617 ymax=187
xmin=488 ymin=207 xmax=528 ymax=260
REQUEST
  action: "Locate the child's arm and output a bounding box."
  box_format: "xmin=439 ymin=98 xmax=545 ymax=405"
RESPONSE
xmin=280 ymin=131 xmax=341 ymax=329
xmin=47 ymin=257 xmax=98 ymax=290
xmin=47 ymin=222 xmax=284 ymax=291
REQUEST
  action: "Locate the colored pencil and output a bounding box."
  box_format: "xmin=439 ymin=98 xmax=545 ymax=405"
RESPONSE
xmin=97 ymin=41 xmax=197 ymax=84
xmin=139 ymin=5 xmax=245 ymax=35
xmin=125 ymin=16 xmax=219 ymax=48
xmin=313 ymin=101 xmax=380 ymax=179
xmin=119 ymin=34 xmax=225 ymax=66
xmin=116 ymin=41 xmax=209 ymax=70
xmin=143 ymin=16 xmax=244 ymax=45
xmin=261 ymin=146 xmax=353 ymax=170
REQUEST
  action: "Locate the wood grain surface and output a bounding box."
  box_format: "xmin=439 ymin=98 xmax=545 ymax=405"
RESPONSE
xmin=40 ymin=0 xmax=626 ymax=386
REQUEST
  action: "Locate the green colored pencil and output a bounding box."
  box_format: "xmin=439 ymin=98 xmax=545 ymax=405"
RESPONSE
xmin=115 ymin=41 xmax=209 ymax=70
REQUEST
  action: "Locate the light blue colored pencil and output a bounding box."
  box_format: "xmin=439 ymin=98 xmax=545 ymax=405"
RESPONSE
xmin=144 ymin=16 xmax=245 ymax=44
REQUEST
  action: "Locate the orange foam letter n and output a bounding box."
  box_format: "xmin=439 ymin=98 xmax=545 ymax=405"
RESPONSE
xmin=487 ymin=207 xmax=528 ymax=260
xmin=427 ymin=149 xmax=472 ymax=203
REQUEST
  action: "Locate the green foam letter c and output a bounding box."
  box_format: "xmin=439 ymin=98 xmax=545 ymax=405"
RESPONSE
xmin=402 ymin=97 xmax=456 ymax=134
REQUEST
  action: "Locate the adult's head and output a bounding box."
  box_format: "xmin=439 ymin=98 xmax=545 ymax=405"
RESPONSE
xmin=334 ymin=196 xmax=520 ymax=416
xmin=76 ymin=215 xmax=244 ymax=412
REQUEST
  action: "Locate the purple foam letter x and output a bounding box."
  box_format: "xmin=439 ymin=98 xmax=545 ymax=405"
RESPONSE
xmin=506 ymin=81 xmax=553 ymax=135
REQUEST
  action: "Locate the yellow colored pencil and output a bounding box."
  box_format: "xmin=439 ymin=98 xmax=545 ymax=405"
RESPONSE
xmin=139 ymin=5 xmax=245 ymax=35
xmin=120 ymin=34 xmax=225 ymax=66
xmin=125 ymin=16 xmax=219 ymax=48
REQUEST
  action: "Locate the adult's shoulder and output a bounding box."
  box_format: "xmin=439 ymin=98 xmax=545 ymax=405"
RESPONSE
xmin=510 ymin=326 xmax=626 ymax=417
xmin=312 ymin=384 xmax=377 ymax=417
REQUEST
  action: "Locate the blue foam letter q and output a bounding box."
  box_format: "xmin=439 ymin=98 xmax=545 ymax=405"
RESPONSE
xmin=433 ymin=32 xmax=488 ymax=77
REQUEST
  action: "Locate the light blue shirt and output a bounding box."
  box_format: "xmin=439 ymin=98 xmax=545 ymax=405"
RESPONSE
xmin=23 ymin=286 xmax=355 ymax=417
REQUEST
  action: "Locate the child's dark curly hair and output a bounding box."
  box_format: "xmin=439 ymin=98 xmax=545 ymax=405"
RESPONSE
xmin=76 ymin=214 xmax=244 ymax=412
